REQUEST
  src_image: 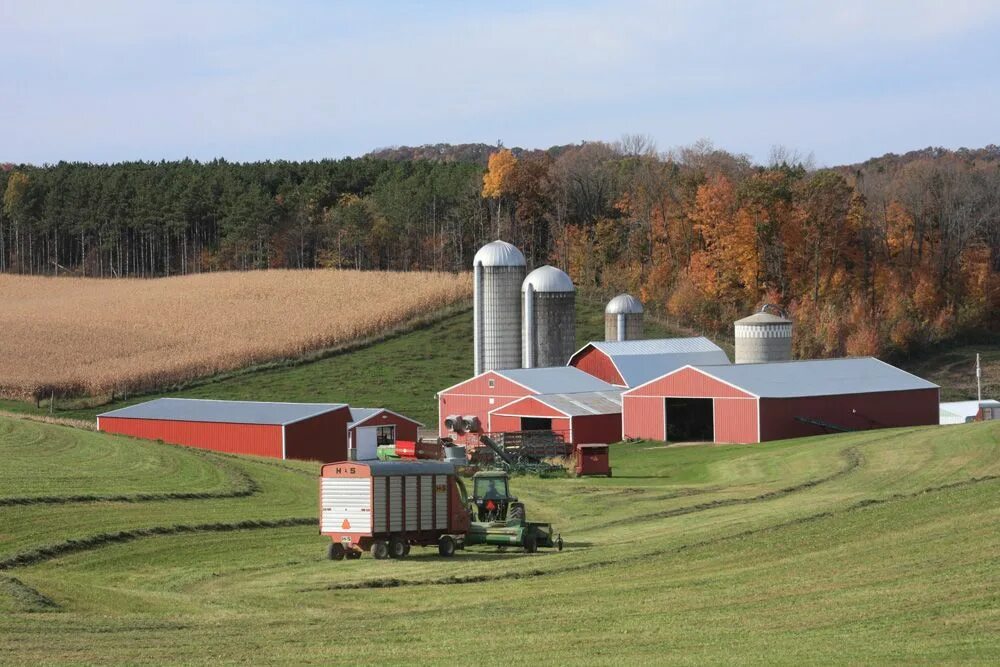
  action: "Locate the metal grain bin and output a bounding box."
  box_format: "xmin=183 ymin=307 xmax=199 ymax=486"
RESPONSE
xmin=734 ymin=308 xmax=793 ymax=364
xmin=604 ymin=293 xmax=644 ymax=342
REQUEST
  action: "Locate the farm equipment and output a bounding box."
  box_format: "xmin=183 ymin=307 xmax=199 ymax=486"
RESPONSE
xmin=319 ymin=461 xmax=562 ymax=560
xmin=473 ymin=434 xmax=567 ymax=474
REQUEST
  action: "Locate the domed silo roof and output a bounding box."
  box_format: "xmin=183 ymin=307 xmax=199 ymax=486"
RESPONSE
xmin=522 ymin=265 xmax=574 ymax=293
xmin=735 ymin=311 xmax=791 ymax=325
xmin=473 ymin=240 xmax=526 ymax=267
xmin=605 ymin=293 xmax=644 ymax=314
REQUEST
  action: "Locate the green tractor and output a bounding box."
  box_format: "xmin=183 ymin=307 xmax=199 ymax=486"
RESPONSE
xmin=457 ymin=470 xmax=563 ymax=553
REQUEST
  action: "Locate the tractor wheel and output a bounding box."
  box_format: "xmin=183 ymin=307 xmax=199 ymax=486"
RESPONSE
xmin=345 ymin=549 xmax=362 ymax=560
xmin=388 ymin=536 xmax=408 ymax=559
xmin=370 ymin=540 xmax=389 ymax=560
xmin=523 ymin=528 xmax=538 ymax=554
xmin=327 ymin=542 xmax=345 ymax=561
xmin=508 ymin=503 xmax=526 ymax=523
xmin=438 ymin=535 xmax=457 ymax=557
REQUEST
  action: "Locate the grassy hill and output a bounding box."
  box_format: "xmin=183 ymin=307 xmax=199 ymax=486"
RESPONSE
xmin=1 ymin=415 xmax=997 ymax=663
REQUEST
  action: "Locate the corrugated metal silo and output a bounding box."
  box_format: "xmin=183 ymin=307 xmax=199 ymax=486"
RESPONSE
xmin=734 ymin=306 xmax=792 ymax=364
xmin=473 ymin=240 xmax=526 ymax=375
xmin=522 ymin=265 xmax=576 ymax=368
xmin=604 ymin=294 xmax=644 ymax=342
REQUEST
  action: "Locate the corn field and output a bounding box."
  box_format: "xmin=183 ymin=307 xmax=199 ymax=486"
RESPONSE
xmin=0 ymin=270 xmax=471 ymax=401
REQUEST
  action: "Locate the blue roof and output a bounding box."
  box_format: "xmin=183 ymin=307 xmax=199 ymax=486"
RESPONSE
xmin=495 ymin=367 xmax=616 ymax=394
xmin=98 ymin=398 xmax=348 ymax=426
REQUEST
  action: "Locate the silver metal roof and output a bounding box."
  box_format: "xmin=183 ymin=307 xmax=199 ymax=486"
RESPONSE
xmin=522 ymin=265 xmax=575 ymax=293
xmin=496 ymin=366 xmax=615 ymax=394
xmin=687 ymin=358 xmax=937 ymax=398
xmin=735 ymin=311 xmax=791 ymax=325
xmin=473 ymin=240 xmax=526 ymax=267
xmin=939 ymin=400 xmax=1000 ymax=417
xmin=533 ymin=390 xmax=623 ymax=416
xmin=575 ymin=338 xmax=731 ymax=387
xmin=605 ymin=294 xmax=644 ymax=314
xmin=98 ymin=398 xmax=348 ymax=425
xmin=348 ymin=407 xmax=381 ymax=427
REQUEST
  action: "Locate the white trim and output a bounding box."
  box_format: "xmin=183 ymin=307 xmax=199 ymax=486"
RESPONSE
xmin=663 ymin=397 xmax=668 ymax=442
xmin=349 ymin=408 xmax=425 ymax=430
xmin=488 ymin=396 xmax=566 ymax=417
xmin=96 ymin=416 xmax=101 ymax=430
xmin=281 ymin=425 xmax=287 ymax=460
xmin=622 ymin=364 xmax=760 ymax=399
xmin=756 ymin=397 xmax=761 ymax=443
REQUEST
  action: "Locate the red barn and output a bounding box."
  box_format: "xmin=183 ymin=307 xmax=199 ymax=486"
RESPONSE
xmin=488 ymin=391 xmax=623 ymax=445
xmin=98 ymin=398 xmax=352 ymax=461
xmin=568 ymin=338 xmax=730 ymax=387
xmin=347 ymin=408 xmax=423 ymax=460
xmin=622 ymin=358 xmax=939 ymax=444
xmin=437 ymin=367 xmax=619 ymax=446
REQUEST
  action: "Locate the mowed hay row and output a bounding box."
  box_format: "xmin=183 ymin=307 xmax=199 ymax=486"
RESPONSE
xmin=0 ymin=270 xmax=471 ymax=400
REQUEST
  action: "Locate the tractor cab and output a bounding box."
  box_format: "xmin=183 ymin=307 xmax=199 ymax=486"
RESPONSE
xmin=470 ymin=471 xmax=518 ymax=522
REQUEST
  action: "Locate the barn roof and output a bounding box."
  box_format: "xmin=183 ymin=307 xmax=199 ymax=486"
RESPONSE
xmin=685 ymin=358 xmax=938 ymax=398
xmin=348 ymin=407 xmax=424 ymax=429
xmin=939 ymin=400 xmax=1000 ymax=418
xmin=533 ymin=390 xmax=623 ymax=416
xmin=98 ymin=398 xmax=348 ymax=426
xmin=495 ymin=367 xmax=617 ymax=394
xmin=571 ymin=338 xmax=731 ymax=387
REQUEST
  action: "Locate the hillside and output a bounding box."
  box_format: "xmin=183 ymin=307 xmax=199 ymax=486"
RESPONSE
xmin=1 ymin=416 xmax=997 ymax=663
xmin=0 ymin=270 xmax=470 ymax=402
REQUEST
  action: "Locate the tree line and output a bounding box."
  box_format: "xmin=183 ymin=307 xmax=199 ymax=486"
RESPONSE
xmin=2 ymin=140 xmax=998 ymax=356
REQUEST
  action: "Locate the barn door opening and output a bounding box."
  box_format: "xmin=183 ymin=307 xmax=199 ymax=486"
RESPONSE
xmin=520 ymin=417 xmax=552 ymax=431
xmin=665 ymin=398 xmax=714 ymax=442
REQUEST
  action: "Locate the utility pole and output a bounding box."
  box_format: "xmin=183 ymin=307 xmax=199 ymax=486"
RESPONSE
xmin=976 ymin=353 xmax=982 ymax=402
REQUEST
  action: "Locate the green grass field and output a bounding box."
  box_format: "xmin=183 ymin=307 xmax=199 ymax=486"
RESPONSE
xmin=1 ymin=416 xmax=997 ymax=664
xmin=0 ymin=299 xmax=684 ymax=426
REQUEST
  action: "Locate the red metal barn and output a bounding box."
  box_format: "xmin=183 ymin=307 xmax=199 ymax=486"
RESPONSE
xmin=568 ymin=338 xmax=730 ymax=387
xmin=98 ymin=398 xmax=351 ymax=461
xmin=347 ymin=408 xmax=423 ymax=460
xmin=621 ymin=358 xmax=939 ymax=444
xmin=437 ymin=367 xmax=616 ymax=445
xmin=488 ymin=391 xmax=623 ymax=446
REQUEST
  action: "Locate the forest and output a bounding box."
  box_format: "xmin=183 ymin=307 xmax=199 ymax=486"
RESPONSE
xmin=2 ymin=141 xmax=998 ymax=357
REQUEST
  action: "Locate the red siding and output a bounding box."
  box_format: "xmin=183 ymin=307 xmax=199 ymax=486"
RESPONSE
xmin=284 ymin=407 xmax=351 ymax=461
xmin=570 ymin=347 xmax=625 ymax=385
xmin=622 ymin=395 xmax=665 ymax=440
xmin=438 ymin=371 xmax=533 ymax=436
xmin=627 ymin=367 xmax=755 ymax=399
xmin=490 ymin=396 xmax=568 ymax=419
xmin=348 ymin=411 xmax=420 ymax=444
xmin=572 ymin=413 xmax=623 ymax=445
xmin=759 ymin=388 xmax=939 ymax=441
xmin=713 ymin=398 xmax=759 ymax=444
xmin=98 ymin=417 xmax=283 ymax=458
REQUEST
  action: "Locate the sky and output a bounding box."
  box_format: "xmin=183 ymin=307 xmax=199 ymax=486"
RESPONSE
xmin=2 ymin=0 xmax=999 ymax=167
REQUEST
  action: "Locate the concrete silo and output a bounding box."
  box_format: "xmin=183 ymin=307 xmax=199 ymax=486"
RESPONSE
xmin=734 ymin=305 xmax=792 ymax=364
xmin=473 ymin=240 xmax=526 ymax=375
xmin=522 ymin=265 xmax=576 ymax=368
xmin=605 ymin=294 xmax=644 ymax=342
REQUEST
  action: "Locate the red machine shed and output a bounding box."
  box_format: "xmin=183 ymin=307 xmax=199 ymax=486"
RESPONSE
xmin=568 ymin=338 xmax=731 ymax=387
xmin=347 ymin=408 xmax=423 ymax=461
xmin=622 ymin=358 xmax=939 ymax=444
xmin=98 ymin=398 xmax=351 ymax=461
xmin=437 ymin=367 xmax=616 ymax=445
xmin=487 ymin=391 xmax=623 ymax=446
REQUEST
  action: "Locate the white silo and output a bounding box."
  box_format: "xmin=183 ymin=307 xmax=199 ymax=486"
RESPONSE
xmin=605 ymin=294 xmax=644 ymax=342
xmin=473 ymin=240 xmax=526 ymax=375
xmin=734 ymin=305 xmax=792 ymax=364
xmin=522 ymin=265 xmax=576 ymax=368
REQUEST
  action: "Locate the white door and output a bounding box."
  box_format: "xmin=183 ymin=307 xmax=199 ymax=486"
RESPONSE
xmin=355 ymin=426 xmax=379 ymax=460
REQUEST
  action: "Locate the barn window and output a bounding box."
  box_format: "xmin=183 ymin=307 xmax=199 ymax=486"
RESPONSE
xmin=376 ymin=425 xmax=396 ymax=446
xmin=488 ymin=379 xmax=495 ymax=388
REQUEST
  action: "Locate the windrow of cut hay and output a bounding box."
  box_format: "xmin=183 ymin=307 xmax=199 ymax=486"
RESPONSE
xmin=0 ymin=270 xmax=470 ymax=401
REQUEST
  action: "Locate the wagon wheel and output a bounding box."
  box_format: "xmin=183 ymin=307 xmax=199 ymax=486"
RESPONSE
xmin=388 ymin=536 xmax=408 ymax=559
xmin=327 ymin=542 xmax=345 ymax=561
xmin=438 ymin=535 xmax=457 ymax=557
xmin=370 ymin=540 xmax=389 ymax=560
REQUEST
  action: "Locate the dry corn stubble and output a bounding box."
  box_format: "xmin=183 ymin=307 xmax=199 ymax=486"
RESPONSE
xmin=0 ymin=269 xmax=471 ymax=400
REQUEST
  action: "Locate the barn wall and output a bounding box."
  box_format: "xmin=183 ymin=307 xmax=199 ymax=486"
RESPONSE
xmin=490 ymin=396 xmax=565 ymax=418
xmin=627 ymin=367 xmax=754 ymax=399
xmin=759 ymin=388 xmax=939 ymax=441
xmin=438 ymin=371 xmax=532 ymax=436
xmin=622 ymin=395 xmax=665 ymax=440
xmin=713 ymin=398 xmax=759 ymax=444
xmin=570 ymin=347 xmax=625 ymax=385
xmin=285 ymin=407 xmax=351 ymax=461
xmin=350 ymin=411 xmax=420 ymax=444
xmin=572 ymin=413 xmax=623 ymax=445
xmin=487 ymin=413 xmax=572 ymax=440
xmin=99 ymin=417 xmax=283 ymax=458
